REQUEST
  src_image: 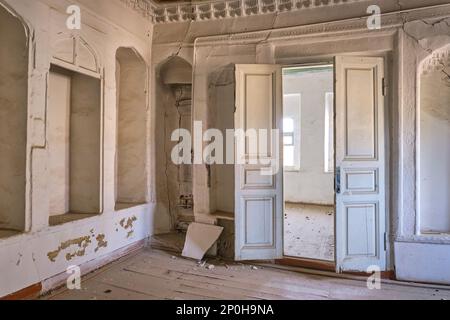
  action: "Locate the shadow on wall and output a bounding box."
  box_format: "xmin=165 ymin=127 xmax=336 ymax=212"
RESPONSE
xmin=207 ymin=64 xmax=236 ymax=216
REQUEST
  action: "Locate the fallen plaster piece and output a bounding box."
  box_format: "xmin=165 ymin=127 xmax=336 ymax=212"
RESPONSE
xmin=182 ymin=223 xmax=224 ymax=260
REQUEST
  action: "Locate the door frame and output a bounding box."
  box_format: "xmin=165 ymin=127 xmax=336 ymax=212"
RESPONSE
xmin=278 ymin=55 xmax=390 ymax=273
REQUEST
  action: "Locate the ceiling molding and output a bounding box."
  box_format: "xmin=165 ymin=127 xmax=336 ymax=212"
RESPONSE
xmin=193 ymin=4 xmax=450 ymax=46
xmin=120 ymin=0 xmax=371 ymax=24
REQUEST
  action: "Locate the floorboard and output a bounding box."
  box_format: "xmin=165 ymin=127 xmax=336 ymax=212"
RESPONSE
xmin=43 ymin=248 xmax=450 ymax=300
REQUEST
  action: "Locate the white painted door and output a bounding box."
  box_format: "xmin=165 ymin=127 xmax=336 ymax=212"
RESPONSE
xmin=335 ymin=56 xmax=387 ymax=272
xmin=234 ymin=64 xmax=284 ymax=261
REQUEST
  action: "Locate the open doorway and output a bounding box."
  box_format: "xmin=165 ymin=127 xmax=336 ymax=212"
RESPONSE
xmin=282 ymin=64 xmax=335 ymax=262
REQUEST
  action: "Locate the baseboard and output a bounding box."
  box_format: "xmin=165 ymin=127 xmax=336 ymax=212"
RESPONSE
xmin=1 ymin=283 xmax=42 ymax=301
xmin=1 ymin=238 xmax=148 ymax=300
xmin=343 ymin=270 xmax=396 ymax=280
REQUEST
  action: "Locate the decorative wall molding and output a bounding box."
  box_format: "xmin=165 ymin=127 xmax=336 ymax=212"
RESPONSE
xmin=120 ymin=0 xmax=371 ymax=24
xmin=119 ymin=0 xmax=155 ymax=19
xmin=192 ymin=4 xmax=450 ymax=46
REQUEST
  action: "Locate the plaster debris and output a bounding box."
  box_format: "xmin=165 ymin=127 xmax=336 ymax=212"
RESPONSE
xmin=182 ymin=222 xmax=224 ymax=260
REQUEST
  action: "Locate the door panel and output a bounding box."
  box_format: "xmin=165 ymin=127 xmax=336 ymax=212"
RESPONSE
xmin=235 ymin=64 xmax=283 ymax=261
xmin=335 ymin=56 xmax=386 ymax=272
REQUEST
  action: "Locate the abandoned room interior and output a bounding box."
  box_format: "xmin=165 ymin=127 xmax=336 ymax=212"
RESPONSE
xmin=1 ymin=0 xmax=450 ymax=301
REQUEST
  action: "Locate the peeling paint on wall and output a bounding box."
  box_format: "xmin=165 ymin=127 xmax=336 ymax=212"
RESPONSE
xmin=47 ymin=236 xmax=92 ymax=262
xmin=120 ymin=216 xmax=137 ymax=230
xmin=119 ymin=216 xmax=137 ymax=239
xmin=95 ymin=234 xmax=108 ymax=252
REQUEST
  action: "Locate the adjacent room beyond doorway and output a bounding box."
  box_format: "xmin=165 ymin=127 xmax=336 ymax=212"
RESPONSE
xmin=282 ymin=65 xmax=335 ymax=262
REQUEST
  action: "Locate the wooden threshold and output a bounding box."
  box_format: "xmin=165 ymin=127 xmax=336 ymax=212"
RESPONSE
xmin=276 ymin=257 xmax=395 ymax=280
xmin=343 ymin=270 xmax=396 ymax=280
xmin=277 ymin=256 xmax=336 ymax=272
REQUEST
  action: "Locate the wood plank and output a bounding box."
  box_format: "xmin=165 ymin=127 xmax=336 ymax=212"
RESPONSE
xmin=135 ymin=250 xmax=450 ymax=300
xmin=41 ymin=248 xmax=450 ymax=300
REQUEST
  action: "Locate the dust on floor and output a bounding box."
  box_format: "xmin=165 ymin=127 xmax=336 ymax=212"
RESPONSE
xmin=41 ymin=248 xmax=450 ymax=300
xmin=284 ymin=203 xmax=335 ymax=261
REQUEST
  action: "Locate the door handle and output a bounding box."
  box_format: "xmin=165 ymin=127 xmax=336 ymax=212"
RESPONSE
xmin=335 ymin=167 xmax=341 ymax=194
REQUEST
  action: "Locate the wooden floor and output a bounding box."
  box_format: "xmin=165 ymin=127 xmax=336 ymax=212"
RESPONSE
xmin=43 ymin=248 xmax=450 ymax=300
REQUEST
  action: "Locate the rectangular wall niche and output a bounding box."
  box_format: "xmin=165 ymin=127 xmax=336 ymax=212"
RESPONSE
xmin=115 ymin=48 xmax=147 ymax=210
xmin=48 ymin=65 xmax=102 ymax=226
xmin=0 ymin=6 xmax=28 ymax=237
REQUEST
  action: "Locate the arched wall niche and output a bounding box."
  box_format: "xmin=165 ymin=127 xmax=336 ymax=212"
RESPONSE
xmin=417 ymin=44 xmax=450 ymax=235
xmin=155 ymin=56 xmax=193 ymax=233
xmin=47 ymin=35 xmax=103 ymax=226
xmin=115 ymin=47 xmax=149 ymax=210
xmin=52 ymin=35 xmax=101 ymax=74
xmin=160 ymin=56 xmax=193 ymax=85
xmin=0 ymin=3 xmax=29 ymax=236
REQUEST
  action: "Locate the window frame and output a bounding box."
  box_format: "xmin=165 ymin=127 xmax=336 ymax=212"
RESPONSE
xmin=282 ymin=94 xmax=302 ymax=172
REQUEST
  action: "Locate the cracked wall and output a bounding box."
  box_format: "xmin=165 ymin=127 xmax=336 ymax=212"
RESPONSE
xmin=154 ymin=57 xmax=194 ymax=233
xmin=0 ymin=0 xmax=154 ymax=298
xmin=150 ymin=1 xmax=450 ymax=284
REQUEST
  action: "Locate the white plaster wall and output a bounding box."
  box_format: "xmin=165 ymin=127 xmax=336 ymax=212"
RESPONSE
xmin=70 ymin=73 xmax=102 ymax=214
xmin=395 ymin=241 xmax=450 ymax=285
xmin=395 ymin=15 xmax=450 ymax=284
xmin=283 ymin=69 xmax=334 ymax=205
xmin=186 ymin=4 xmax=450 ymax=283
xmin=0 ymin=0 xmax=154 ymax=297
xmin=48 ymin=70 xmax=71 ymax=216
xmin=116 ymin=48 xmax=148 ymax=205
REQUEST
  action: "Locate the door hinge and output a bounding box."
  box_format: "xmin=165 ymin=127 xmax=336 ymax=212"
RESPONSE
xmin=384 ymin=232 xmax=387 ymax=251
xmin=382 ymin=78 xmax=387 ymax=97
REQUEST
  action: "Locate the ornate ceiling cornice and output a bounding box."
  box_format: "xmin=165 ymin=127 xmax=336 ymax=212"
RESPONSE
xmin=120 ymin=0 xmax=370 ymax=24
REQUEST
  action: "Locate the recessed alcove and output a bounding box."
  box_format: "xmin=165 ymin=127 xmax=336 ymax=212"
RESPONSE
xmin=156 ymin=56 xmax=194 ymax=231
xmin=0 ymin=5 xmax=28 ymax=238
xmin=208 ymin=65 xmax=236 ymax=219
xmin=419 ymin=46 xmax=450 ymax=235
xmin=48 ymin=65 xmax=102 ymax=226
xmin=115 ymin=48 xmax=148 ymax=211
